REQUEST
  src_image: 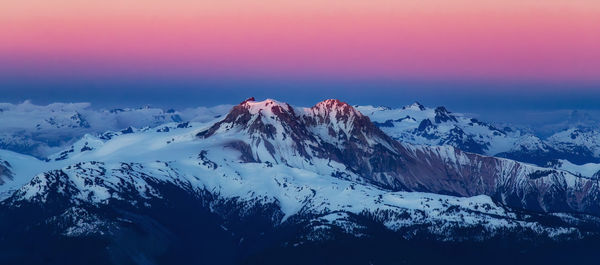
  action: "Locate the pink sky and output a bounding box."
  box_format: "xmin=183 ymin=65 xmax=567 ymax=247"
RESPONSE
xmin=2 ymin=0 xmax=599 ymax=82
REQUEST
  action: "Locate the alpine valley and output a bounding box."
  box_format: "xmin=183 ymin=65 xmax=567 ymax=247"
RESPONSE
xmin=1 ymin=98 xmax=600 ymax=265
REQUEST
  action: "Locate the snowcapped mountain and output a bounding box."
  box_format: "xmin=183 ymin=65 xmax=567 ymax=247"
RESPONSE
xmin=548 ymin=159 xmax=600 ymax=179
xmin=0 ymin=101 xmax=230 ymax=158
xmin=197 ymin=98 xmax=600 ymax=215
xmin=0 ymin=149 xmax=47 ymax=199
xmin=1 ymin=98 xmax=600 ymax=264
xmin=356 ymin=102 xmax=545 ymax=156
xmin=357 ymin=103 xmax=600 ymax=166
xmin=547 ymin=128 xmax=600 ymax=158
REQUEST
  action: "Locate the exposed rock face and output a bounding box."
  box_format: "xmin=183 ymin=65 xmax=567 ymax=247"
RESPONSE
xmin=393 ymin=145 xmax=600 ymax=214
xmin=0 ymin=160 xmax=13 ymax=185
xmin=3 ymin=157 xmax=597 ymax=265
xmin=198 ymin=98 xmax=409 ymax=184
xmin=199 ymin=98 xmax=600 ymax=216
xmin=434 ymin=107 xmax=458 ymax=123
xmin=197 ymin=98 xmax=322 ymax=164
xmin=303 ymin=99 xmax=410 ymax=185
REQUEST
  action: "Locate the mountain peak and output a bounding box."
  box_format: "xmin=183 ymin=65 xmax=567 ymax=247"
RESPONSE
xmin=240 ymin=98 xmax=291 ymax=115
xmin=311 ymin=99 xmax=362 ymax=118
xmin=403 ymin=101 xmax=426 ymax=111
xmin=434 ymin=106 xmax=458 ymax=123
xmin=201 ymin=98 xmax=368 ymax=140
xmin=240 ymin=97 xmax=255 ymax=104
xmin=307 ymin=99 xmax=369 ymax=134
xmin=316 ymin=99 xmax=347 ymax=106
xmin=434 ymin=106 xmax=450 ymax=113
xmin=197 ymin=98 xmax=299 ymax=140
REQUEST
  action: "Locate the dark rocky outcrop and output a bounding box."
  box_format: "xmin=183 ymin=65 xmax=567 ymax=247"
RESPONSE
xmin=0 ymin=160 xmax=13 ymax=185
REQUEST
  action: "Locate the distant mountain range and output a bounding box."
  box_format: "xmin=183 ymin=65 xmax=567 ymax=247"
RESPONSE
xmin=4 ymin=100 xmax=600 ymax=167
xmin=359 ymin=102 xmax=600 ymax=166
xmin=0 ymin=101 xmax=231 ymax=158
xmin=1 ymin=99 xmax=600 ymax=264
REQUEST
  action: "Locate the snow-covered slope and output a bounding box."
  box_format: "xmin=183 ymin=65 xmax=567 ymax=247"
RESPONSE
xmin=3 ymin=98 xmax=600 ymax=264
xmin=0 ymin=149 xmax=47 ymax=199
xmin=189 ymin=98 xmax=600 ymax=216
xmin=357 ymin=103 xmax=600 ymax=166
xmin=0 ymin=101 xmax=230 ymax=158
xmin=0 ymin=99 xmax=597 ymax=229
xmin=4 ymin=98 xmax=600 ymax=216
xmin=5 ymin=159 xmax=585 ymax=240
xmin=356 ymin=102 xmax=545 ymax=156
xmin=547 ymin=128 xmax=600 ymax=158
xmin=3 ymin=100 xmax=600 ymax=168
xmin=0 ymin=118 xmax=589 ymax=241
xmin=549 ymin=159 xmax=600 ymax=179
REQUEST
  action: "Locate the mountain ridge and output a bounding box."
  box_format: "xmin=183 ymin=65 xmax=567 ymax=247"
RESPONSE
xmin=359 ymin=103 xmax=600 ymax=166
xmin=2 ymin=98 xmax=600 ymax=264
xmin=193 ymin=98 xmax=600 ymax=216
